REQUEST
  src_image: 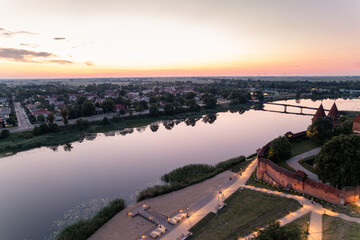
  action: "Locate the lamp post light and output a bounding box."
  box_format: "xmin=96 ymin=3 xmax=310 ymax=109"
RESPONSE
xmin=306 ymin=221 xmax=310 ymax=235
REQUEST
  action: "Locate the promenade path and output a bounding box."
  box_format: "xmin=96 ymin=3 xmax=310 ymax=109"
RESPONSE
xmin=286 ymin=148 xmax=321 ymax=181
xmin=161 ymin=159 xmax=258 ymax=240
xmin=163 ymin=157 xmax=360 ymax=240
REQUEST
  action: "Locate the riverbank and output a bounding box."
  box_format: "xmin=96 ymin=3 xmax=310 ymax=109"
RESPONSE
xmin=0 ymin=103 xmax=252 ymax=155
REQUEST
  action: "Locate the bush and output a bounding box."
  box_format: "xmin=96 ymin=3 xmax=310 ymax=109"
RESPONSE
xmin=57 ymin=199 xmax=125 ymax=240
xmin=76 ymin=119 xmax=90 ymax=130
xmin=100 ymin=117 xmax=110 ymax=125
xmin=138 ymin=155 xmax=247 ymax=201
xmin=215 ymin=156 xmax=246 ymax=170
xmin=0 ymin=129 xmax=10 ymax=139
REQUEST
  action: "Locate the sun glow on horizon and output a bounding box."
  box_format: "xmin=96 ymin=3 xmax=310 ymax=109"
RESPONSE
xmin=0 ymin=0 xmax=359 ymax=78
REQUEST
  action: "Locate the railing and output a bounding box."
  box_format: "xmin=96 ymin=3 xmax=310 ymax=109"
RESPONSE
xmin=146 ymin=208 xmax=168 ymax=220
xmin=133 ymin=224 xmax=158 ymax=240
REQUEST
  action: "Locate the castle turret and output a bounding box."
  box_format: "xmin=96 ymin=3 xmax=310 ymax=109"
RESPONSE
xmin=312 ymin=104 xmax=326 ymax=124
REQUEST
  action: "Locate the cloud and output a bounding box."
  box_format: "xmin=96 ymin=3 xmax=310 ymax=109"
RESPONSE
xmin=0 ymin=27 xmax=37 ymax=37
xmin=53 ymin=37 xmax=66 ymax=40
xmin=84 ymin=61 xmax=93 ymax=66
xmin=20 ymin=43 xmax=39 ymax=48
xmin=0 ymin=48 xmax=53 ymax=61
xmin=49 ymin=60 xmax=73 ymax=64
xmin=0 ymin=48 xmax=72 ymax=65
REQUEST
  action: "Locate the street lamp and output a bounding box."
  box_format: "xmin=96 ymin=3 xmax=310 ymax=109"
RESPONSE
xmin=306 ymin=221 xmax=310 ymax=235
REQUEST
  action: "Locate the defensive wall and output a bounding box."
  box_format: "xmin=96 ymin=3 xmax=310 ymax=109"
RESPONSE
xmin=256 ymin=131 xmax=360 ymax=205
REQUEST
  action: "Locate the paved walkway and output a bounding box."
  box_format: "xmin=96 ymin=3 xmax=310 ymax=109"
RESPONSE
xmin=161 ymin=157 xmax=359 ymax=240
xmin=286 ymin=148 xmax=321 ymax=181
xmin=161 ymin=159 xmax=258 ymax=240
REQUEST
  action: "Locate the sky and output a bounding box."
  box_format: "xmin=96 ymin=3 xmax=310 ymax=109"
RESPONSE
xmin=0 ymin=0 xmax=359 ymax=78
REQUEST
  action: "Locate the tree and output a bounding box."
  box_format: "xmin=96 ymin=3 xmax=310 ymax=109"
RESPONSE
xmin=252 ymin=220 xmax=301 ymax=240
xmin=76 ymin=119 xmax=90 ymax=130
xmin=315 ymin=134 xmax=360 ymax=188
xmin=60 ymin=108 xmax=69 ymax=125
xmin=102 ymin=99 xmax=115 ymax=113
xmin=101 ymin=117 xmax=110 ymax=125
xmin=81 ymin=100 xmax=96 ymax=116
xmin=201 ymin=93 xmax=217 ymax=109
xmin=306 ymin=118 xmax=333 ymax=144
xmin=6 ymin=116 xmax=17 ymax=126
xmin=267 ymin=136 xmax=292 ymax=163
xmin=37 ymin=114 xmax=45 ymax=123
xmin=334 ymin=116 xmax=353 ymax=136
xmin=149 ymin=103 xmax=159 ymax=117
xmin=0 ymin=129 xmax=10 ymax=139
xmin=47 ymin=112 xmax=55 ymax=124
xmin=164 ymin=103 xmax=175 ymax=115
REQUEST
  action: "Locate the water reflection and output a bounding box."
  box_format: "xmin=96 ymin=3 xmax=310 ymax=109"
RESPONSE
xmin=119 ymin=128 xmax=134 ymax=136
xmin=136 ymin=126 xmax=147 ymax=133
xmin=202 ymin=113 xmax=217 ymax=124
xmin=163 ymin=120 xmax=175 ymax=130
xmin=63 ymin=143 xmax=73 ymax=152
xmin=150 ymin=123 xmax=159 ymax=132
xmin=85 ymin=134 xmax=97 ymax=141
xmin=49 ymin=146 xmax=58 ymax=152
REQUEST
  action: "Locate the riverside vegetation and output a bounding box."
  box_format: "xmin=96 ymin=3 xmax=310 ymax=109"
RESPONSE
xmin=56 ymin=199 xmax=125 ymax=240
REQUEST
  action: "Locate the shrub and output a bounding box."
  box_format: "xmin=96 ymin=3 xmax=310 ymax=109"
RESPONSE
xmin=100 ymin=117 xmax=110 ymax=125
xmin=76 ymin=119 xmax=90 ymax=130
xmin=57 ymin=199 xmax=125 ymax=240
xmin=0 ymin=129 xmax=10 ymax=139
xmin=215 ymin=156 xmax=246 ymax=170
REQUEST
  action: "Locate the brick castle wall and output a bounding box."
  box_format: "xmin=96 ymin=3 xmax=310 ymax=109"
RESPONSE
xmin=256 ymin=132 xmax=360 ymax=205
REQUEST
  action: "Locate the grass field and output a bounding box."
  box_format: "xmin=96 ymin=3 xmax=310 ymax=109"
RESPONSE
xmin=322 ymin=215 xmax=360 ymax=240
xmin=298 ymin=156 xmax=317 ymax=174
xmin=285 ymin=212 xmax=311 ymax=240
xmin=189 ymin=188 xmax=301 ymax=240
xmin=290 ymin=139 xmax=319 ymax=157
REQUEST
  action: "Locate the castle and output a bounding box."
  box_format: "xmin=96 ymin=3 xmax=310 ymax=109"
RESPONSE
xmin=256 ymin=102 xmax=360 ymax=205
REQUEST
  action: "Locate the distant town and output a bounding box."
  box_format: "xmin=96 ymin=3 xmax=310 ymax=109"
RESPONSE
xmin=1 ymin=77 xmax=360 ymax=133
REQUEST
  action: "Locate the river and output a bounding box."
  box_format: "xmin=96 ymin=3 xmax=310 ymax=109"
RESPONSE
xmin=0 ymin=98 xmax=359 ymax=240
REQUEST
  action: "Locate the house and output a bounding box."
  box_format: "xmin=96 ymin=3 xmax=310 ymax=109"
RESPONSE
xmin=33 ymin=109 xmax=50 ymax=118
xmin=353 ymin=113 xmax=360 ymax=134
xmin=69 ymin=94 xmax=77 ymax=102
xmin=115 ymin=104 xmax=125 ymax=112
xmin=312 ymin=104 xmax=326 ymax=124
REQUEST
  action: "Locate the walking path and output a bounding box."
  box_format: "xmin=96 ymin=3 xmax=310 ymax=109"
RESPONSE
xmin=162 ymin=157 xmax=359 ymax=240
xmin=286 ymin=148 xmax=321 ymax=181
xmin=161 ymin=159 xmax=258 ymax=240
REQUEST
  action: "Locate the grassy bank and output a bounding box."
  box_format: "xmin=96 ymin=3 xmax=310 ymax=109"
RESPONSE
xmin=56 ymin=199 xmax=125 ymax=240
xmin=285 ymin=212 xmax=311 ymax=240
xmin=298 ymin=156 xmax=317 ymax=174
xmin=322 ymin=215 xmax=360 ymax=240
xmin=137 ymin=155 xmax=246 ymax=201
xmin=290 ymin=138 xmax=319 ymax=157
xmin=189 ymin=188 xmax=301 ymax=239
xmin=0 ymin=103 xmax=252 ymax=155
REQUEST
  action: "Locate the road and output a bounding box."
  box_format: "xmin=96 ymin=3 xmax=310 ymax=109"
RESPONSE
xmin=286 ymin=148 xmax=321 ymax=181
xmin=8 ymin=102 xmax=34 ymax=133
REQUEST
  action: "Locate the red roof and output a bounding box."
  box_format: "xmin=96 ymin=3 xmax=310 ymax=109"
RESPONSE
xmin=327 ymin=102 xmax=339 ymax=118
xmin=353 ymin=112 xmax=360 ymax=123
xmin=312 ymin=104 xmax=326 ymax=121
xmin=33 ymin=109 xmax=50 ymax=115
xmin=115 ymin=104 xmax=125 ymax=110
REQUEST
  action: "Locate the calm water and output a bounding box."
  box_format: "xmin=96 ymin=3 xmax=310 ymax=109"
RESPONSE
xmin=0 ymin=98 xmax=359 ymax=240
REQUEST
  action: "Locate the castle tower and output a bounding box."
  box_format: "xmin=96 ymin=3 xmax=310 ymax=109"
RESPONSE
xmin=312 ymin=104 xmax=326 ymax=124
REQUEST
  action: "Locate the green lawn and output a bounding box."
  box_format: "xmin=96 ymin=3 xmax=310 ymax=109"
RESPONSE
xmin=323 ymin=215 xmax=360 ymax=240
xmin=189 ymin=188 xmax=302 ymax=240
xmin=285 ymin=212 xmax=311 ymax=240
xmin=290 ymin=139 xmax=319 ymax=157
xmin=298 ymin=156 xmax=317 ymax=174
xmin=278 ymin=161 xmax=296 ymax=172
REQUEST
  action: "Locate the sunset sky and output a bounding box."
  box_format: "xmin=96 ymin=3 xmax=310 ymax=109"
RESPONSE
xmin=0 ymin=0 xmax=359 ymax=78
